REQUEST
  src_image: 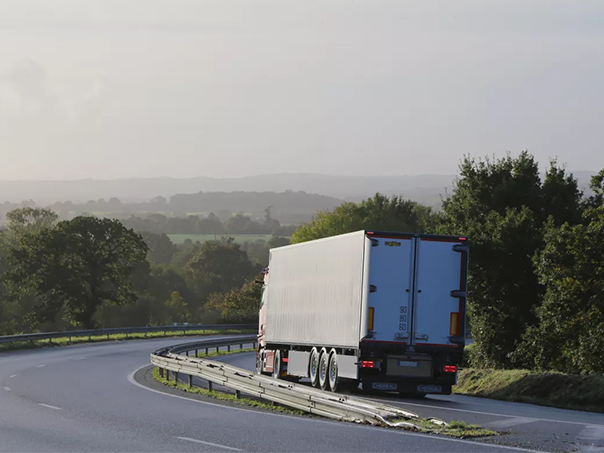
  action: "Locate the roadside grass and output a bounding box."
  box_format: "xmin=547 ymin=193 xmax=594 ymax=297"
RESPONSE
xmin=195 ymin=348 xmax=256 ymax=358
xmin=0 ymin=329 xmax=256 ymax=354
xmin=455 ymin=368 xmax=604 ymax=414
xmin=153 ymin=349 xmax=498 ymax=439
xmin=389 ymin=417 xmax=498 ymax=438
xmin=151 ymin=366 xmax=305 ymax=416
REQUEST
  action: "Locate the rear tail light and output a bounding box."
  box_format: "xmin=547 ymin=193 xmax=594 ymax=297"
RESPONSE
xmin=361 ymin=360 xmax=375 ymax=368
xmin=444 ymin=365 xmax=457 ymax=373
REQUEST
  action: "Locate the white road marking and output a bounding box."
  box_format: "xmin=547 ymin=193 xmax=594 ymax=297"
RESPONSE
xmin=577 ymin=425 xmax=604 ymax=449
xmin=486 ymin=417 xmax=537 ymax=430
xmin=177 ymin=437 xmax=243 ymax=451
xmin=369 ymin=397 xmax=604 ymax=427
xmin=37 ymin=364 xmax=46 ymax=368
xmin=9 ymin=374 xmax=16 ymax=378
xmin=38 ymin=403 xmax=62 ymax=411
xmin=128 ymin=365 xmax=542 ymax=453
xmin=3 ymin=386 xmax=10 ymax=392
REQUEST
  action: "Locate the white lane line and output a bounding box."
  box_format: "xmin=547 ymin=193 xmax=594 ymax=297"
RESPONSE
xmin=177 ymin=437 xmax=243 ymax=451
xmin=577 ymin=425 xmax=604 ymax=448
xmin=128 ymin=365 xmax=542 ymax=453
xmin=486 ymin=417 xmax=537 ymax=430
xmin=9 ymin=374 xmax=16 ymax=378
xmin=370 ymin=397 xmax=604 ymax=427
xmin=3 ymin=386 xmax=10 ymax=392
xmin=38 ymin=403 xmax=62 ymax=411
xmin=37 ymin=364 xmax=46 ymax=368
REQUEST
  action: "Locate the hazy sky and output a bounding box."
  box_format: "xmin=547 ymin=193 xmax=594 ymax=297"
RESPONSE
xmin=1 ymin=0 xmax=603 ymax=180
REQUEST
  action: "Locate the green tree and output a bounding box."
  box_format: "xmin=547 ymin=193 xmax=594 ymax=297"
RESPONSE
xmin=439 ymin=152 xmax=584 ymax=368
xmin=0 ymin=208 xmax=59 ymax=334
xmin=4 ymin=216 xmax=149 ymax=329
xmin=208 ymin=277 xmax=262 ymax=323
xmin=163 ymin=291 xmax=189 ymax=324
xmin=291 ymin=194 xmax=435 ymax=244
xmin=186 ymin=238 xmax=258 ymax=295
xmin=514 ymin=177 xmax=604 ymax=373
xmin=140 ymin=231 xmax=178 ymax=265
xmin=2 ymin=207 xmax=59 ymax=247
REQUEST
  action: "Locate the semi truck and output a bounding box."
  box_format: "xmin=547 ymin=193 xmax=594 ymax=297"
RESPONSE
xmin=255 ymin=230 xmax=469 ymax=396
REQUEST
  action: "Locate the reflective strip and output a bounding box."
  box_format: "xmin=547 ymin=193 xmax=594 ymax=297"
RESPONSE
xmin=368 ymin=307 xmax=375 ymax=331
xmin=450 ymin=312 xmax=459 ymax=336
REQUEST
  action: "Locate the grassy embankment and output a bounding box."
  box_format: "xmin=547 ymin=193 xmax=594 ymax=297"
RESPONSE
xmin=456 ymin=345 xmax=604 ymax=413
xmin=0 ymin=329 xmax=256 ymax=353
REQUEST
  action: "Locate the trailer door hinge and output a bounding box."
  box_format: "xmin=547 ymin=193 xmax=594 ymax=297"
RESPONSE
xmin=450 ymin=290 xmax=467 ymax=298
xmin=453 ymin=244 xmax=469 ymax=253
xmin=370 ymin=285 xmax=377 ymax=293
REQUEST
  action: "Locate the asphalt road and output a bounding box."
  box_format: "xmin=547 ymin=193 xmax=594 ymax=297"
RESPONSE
xmin=0 ymin=336 xmax=538 ymax=453
xmin=222 ymin=352 xmax=604 ymax=453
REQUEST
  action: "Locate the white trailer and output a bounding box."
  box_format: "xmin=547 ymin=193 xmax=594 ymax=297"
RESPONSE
xmin=256 ymin=230 xmax=469 ymax=396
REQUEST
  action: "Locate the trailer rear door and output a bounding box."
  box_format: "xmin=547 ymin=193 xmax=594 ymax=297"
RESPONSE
xmin=412 ymin=238 xmax=467 ymax=347
xmin=365 ymin=236 xmax=414 ymax=343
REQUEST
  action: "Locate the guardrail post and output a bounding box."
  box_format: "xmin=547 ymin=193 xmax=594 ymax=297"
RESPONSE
xmin=48 ymin=338 xmax=52 ymax=345
xmin=188 ymin=375 xmax=193 ymax=388
xmin=159 ymin=368 xmax=164 ymax=378
xmin=240 ymin=343 xmax=243 ymax=350
xmin=68 ymin=336 xmax=72 ymax=345
xmin=236 ymin=390 xmax=241 ymax=399
xmin=175 ymin=372 xmax=179 ymax=383
xmin=215 ymin=346 xmax=219 ymax=354
xmin=195 ymin=349 xmax=198 ymax=357
xmin=208 ymin=381 xmax=213 ymax=392
xmin=205 ymin=348 xmax=208 ymax=355
xmin=227 ymin=345 xmax=231 ymax=352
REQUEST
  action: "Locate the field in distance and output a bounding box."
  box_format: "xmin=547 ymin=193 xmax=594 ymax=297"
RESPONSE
xmin=168 ymin=234 xmax=285 ymax=244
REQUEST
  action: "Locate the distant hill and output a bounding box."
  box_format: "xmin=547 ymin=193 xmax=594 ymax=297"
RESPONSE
xmin=0 ymin=171 xmax=597 ymax=208
xmin=0 ymin=173 xmax=458 ymax=204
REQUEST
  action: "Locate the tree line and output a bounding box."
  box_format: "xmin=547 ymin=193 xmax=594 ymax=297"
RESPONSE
xmin=119 ymin=211 xmax=297 ymax=237
xmin=0 ymin=210 xmax=273 ymax=334
xmin=0 ymin=190 xmax=343 ymax=226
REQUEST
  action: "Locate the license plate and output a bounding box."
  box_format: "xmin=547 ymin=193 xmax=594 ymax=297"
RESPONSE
xmin=417 ymin=384 xmax=442 ymax=393
xmin=398 ymin=361 xmax=418 ymax=367
xmin=372 ymin=382 xmax=398 ymax=391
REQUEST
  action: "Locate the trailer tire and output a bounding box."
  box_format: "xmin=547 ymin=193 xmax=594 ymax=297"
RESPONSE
xmin=327 ymin=350 xmax=339 ymax=392
xmin=309 ymin=348 xmax=320 ymax=387
xmin=318 ymin=349 xmax=329 ymax=391
xmin=272 ymin=350 xmax=282 ymax=380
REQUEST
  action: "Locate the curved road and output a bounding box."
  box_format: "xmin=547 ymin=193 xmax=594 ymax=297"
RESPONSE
xmin=0 ymin=337 xmax=599 ymax=452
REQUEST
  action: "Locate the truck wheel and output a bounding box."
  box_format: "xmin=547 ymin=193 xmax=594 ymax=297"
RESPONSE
xmin=328 ymin=351 xmax=339 ymax=392
xmin=272 ymin=350 xmax=282 ymax=380
xmin=309 ymin=348 xmax=320 ymax=387
xmin=318 ymin=349 xmax=329 ymax=391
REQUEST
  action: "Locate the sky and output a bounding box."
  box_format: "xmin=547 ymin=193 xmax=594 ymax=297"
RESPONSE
xmin=0 ymin=0 xmax=603 ymax=180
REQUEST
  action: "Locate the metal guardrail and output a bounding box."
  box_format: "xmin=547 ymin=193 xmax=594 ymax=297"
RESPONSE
xmin=0 ymin=324 xmax=256 ymax=345
xmin=151 ymin=337 xmax=439 ymax=429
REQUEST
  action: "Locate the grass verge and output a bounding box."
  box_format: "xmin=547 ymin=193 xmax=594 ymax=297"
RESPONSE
xmin=455 ymin=368 xmax=604 ymax=413
xmin=389 ymin=417 xmax=497 ymax=438
xmin=151 ymin=366 xmax=305 ymax=416
xmin=152 ymin=349 xmax=497 ymax=438
xmin=0 ymin=329 xmax=256 ymax=354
